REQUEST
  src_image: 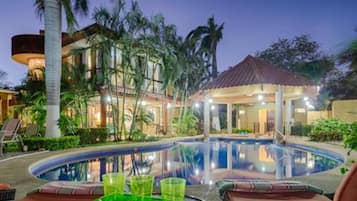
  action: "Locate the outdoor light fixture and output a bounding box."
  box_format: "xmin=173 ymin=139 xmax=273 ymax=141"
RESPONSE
xmin=257 ymin=94 xmax=264 ymax=101
xmin=208 ymin=98 xmax=213 ymax=103
xmin=211 ymin=162 xmax=215 ymax=169
xmin=305 ymin=101 xmax=315 ymax=110
xmin=167 ymin=103 xmax=172 ymax=109
xmin=195 ymin=102 xmax=200 ymax=108
xmin=211 ymin=105 xmax=215 ymax=110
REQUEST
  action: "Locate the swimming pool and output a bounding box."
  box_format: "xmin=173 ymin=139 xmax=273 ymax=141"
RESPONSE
xmin=32 ymin=138 xmax=344 ymax=185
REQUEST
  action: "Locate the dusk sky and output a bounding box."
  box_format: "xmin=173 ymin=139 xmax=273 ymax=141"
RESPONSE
xmin=1 ymin=0 xmax=357 ymax=86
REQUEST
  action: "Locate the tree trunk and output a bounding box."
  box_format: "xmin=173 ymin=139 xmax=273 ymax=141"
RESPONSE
xmin=44 ymin=0 xmax=62 ymax=138
xmin=211 ymin=47 xmax=218 ymax=79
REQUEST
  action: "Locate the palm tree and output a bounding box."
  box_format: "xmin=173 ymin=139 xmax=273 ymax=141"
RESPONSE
xmin=34 ymin=0 xmax=88 ymax=138
xmin=187 ymin=16 xmax=224 ymax=79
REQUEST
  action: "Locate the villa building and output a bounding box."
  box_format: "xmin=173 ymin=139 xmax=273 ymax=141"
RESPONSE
xmin=11 ymin=24 xmax=176 ymax=135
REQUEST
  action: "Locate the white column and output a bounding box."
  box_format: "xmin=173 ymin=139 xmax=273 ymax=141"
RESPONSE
xmin=275 ymin=85 xmax=283 ymax=140
xmin=227 ymin=103 xmax=232 ymax=134
xmin=285 ymin=99 xmax=292 ymax=136
xmin=204 ymin=96 xmax=210 ymax=138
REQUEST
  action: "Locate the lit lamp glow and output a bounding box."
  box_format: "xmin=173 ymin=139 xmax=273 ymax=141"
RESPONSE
xmin=208 ymin=99 xmax=213 ymax=103
xmin=211 ymin=105 xmax=215 ymax=110
xmin=195 ymin=102 xmax=200 ymax=108
xmin=167 ymin=103 xmax=172 ymax=109
xmin=257 ymin=94 xmax=264 ymax=101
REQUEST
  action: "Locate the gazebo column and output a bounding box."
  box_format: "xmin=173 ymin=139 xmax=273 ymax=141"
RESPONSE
xmin=285 ymin=99 xmax=293 ymax=136
xmin=227 ymin=103 xmax=232 ymax=134
xmin=275 ymin=85 xmax=283 ymax=137
xmin=204 ymin=96 xmax=210 ymax=137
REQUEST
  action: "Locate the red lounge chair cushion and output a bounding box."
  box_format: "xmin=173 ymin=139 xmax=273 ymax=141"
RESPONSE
xmin=0 ymin=184 xmax=10 ymax=190
xmin=217 ymin=180 xmax=324 ymax=201
xmin=38 ymin=181 xmax=103 ymax=196
xmin=227 ymin=191 xmax=331 ymax=201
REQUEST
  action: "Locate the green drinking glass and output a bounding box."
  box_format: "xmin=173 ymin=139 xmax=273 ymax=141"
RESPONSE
xmin=102 ymin=173 xmax=126 ymax=195
xmin=160 ymin=177 xmax=186 ymax=201
xmin=130 ymin=175 xmax=154 ymax=198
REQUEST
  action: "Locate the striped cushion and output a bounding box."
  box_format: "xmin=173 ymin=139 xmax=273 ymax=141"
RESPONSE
xmin=38 ymin=181 xmax=103 ymax=195
xmin=216 ymin=180 xmax=324 ymax=199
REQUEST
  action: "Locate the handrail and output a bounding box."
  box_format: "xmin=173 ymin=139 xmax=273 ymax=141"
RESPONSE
xmin=275 ymin=129 xmax=286 ymax=144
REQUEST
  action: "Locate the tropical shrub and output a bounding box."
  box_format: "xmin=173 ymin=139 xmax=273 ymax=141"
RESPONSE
xmin=173 ymin=109 xmax=199 ymax=136
xmin=343 ymin=122 xmax=357 ymax=153
xmin=309 ymin=118 xmax=351 ymax=141
xmin=77 ymin=128 xmax=109 ymax=145
xmin=232 ymin=128 xmax=252 ymax=134
xmin=23 ymin=136 xmax=80 ymax=151
xmin=131 ymin=129 xmax=160 ymax=142
xmin=58 ymin=113 xmax=79 ymax=135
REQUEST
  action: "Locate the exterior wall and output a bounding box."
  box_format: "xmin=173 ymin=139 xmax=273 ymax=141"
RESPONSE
xmin=307 ymin=111 xmax=331 ymax=124
xmin=332 ymin=100 xmax=357 ymax=123
xmin=239 ymin=103 xmax=274 ymax=133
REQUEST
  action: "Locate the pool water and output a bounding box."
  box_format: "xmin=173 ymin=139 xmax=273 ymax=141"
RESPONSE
xmin=37 ymin=139 xmax=342 ymax=185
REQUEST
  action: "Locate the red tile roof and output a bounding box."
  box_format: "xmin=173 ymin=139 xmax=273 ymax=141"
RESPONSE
xmin=202 ymin=55 xmax=316 ymax=90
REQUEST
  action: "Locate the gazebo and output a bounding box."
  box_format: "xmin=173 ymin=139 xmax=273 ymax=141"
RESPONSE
xmin=191 ymin=55 xmax=318 ymax=138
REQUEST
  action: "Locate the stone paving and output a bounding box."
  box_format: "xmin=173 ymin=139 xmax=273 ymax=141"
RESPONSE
xmin=0 ymin=135 xmax=355 ymax=201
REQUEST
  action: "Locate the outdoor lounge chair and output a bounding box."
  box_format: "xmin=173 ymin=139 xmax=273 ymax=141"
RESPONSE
xmin=217 ymin=162 xmax=357 ymax=201
xmin=0 ymin=119 xmax=23 ymax=156
xmin=22 ymin=124 xmax=41 ymax=137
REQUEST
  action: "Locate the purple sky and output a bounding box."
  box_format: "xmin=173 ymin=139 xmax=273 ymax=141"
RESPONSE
xmin=1 ymin=0 xmax=357 ymax=86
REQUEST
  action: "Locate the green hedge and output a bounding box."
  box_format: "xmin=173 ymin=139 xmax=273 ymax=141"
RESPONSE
xmin=23 ymin=136 xmax=80 ymax=151
xmin=309 ymin=118 xmax=351 ymax=141
xmin=232 ymin=128 xmax=252 ymax=134
xmin=77 ymin=128 xmax=109 ymax=145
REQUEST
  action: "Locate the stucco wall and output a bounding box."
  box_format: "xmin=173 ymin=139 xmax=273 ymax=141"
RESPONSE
xmin=307 ymin=111 xmax=331 ymax=124
xmin=332 ymin=100 xmax=357 ymax=123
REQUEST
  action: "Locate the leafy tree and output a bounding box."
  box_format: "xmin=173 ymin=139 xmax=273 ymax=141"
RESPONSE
xmin=317 ymin=36 xmax=357 ymax=105
xmin=339 ymin=38 xmax=357 ymax=71
xmin=256 ymin=35 xmax=334 ymax=82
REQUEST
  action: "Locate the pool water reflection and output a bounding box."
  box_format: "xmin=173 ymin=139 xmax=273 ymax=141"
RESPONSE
xmin=38 ymin=140 xmax=341 ymax=185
